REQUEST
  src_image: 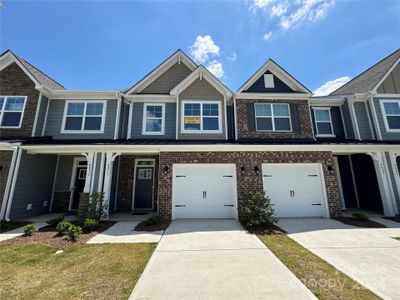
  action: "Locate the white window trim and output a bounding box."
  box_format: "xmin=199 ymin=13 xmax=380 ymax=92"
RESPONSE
xmin=312 ymin=107 xmax=336 ymax=137
xmin=254 ymin=103 xmax=292 ymax=132
xmin=61 ymin=100 xmax=107 ymax=134
xmin=0 ymin=96 xmax=27 ymax=129
xmin=380 ymin=99 xmax=400 ymax=133
xmin=181 ymin=100 xmax=222 ymax=134
xmin=142 ymin=103 xmax=165 ymax=135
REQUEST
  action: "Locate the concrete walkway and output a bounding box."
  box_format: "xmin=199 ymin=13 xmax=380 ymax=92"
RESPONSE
xmin=130 ymin=219 xmax=316 ymax=300
xmin=278 ymin=218 xmax=400 ymax=300
xmin=0 ymin=222 xmax=47 ymax=242
xmin=87 ymin=221 xmax=163 ymax=243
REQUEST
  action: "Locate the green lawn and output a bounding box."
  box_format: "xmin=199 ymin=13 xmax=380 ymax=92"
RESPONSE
xmin=0 ymin=243 xmax=156 ymax=299
xmin=258 ymin=235 xmax=379 ymax=300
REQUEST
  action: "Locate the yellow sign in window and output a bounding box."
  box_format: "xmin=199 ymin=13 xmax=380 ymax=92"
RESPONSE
xmin=184 ymin=117 xmax=201 ymax=124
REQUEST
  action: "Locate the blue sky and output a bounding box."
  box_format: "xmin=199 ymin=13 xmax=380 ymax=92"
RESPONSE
xmin=1 ymin=0 xmax=399 ymax=94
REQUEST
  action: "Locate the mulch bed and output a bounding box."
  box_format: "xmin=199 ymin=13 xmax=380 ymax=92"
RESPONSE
xmin=134 ymin=219 xmax=170 ymax=232
xmin=335 ymin=217 xmax=386 ymax=228
xmin=0 ymin=221 xmax=116 ymax=248
xmin=383 ymin=216 xmax=400 ymax=223
xmin=244 ymin=224 xmax=287 ymax=235
xmin=0 ymin=221 xmax=31 ymax=233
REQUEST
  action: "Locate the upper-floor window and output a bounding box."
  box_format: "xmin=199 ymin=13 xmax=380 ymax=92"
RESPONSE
xmin=142 ymin=103 xmax=165 ymax=135
xmin=61 ymin=100 xmax=106 ymax=133
xmin=182 ymin=101 xmax=221 ymax=133
xmin=254 ymin=103 xmax=291 ymax=131
xmin=0 ymin=96 xmax=27 ymax=128
xmin=381 ymin=100 xmax=400 ymax=132
xmin=313 ymin=107 xmax=335 ymax=137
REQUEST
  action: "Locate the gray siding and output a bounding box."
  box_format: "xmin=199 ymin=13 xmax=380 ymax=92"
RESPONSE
xmin=377 ymin=63 xmax=400 ymax=94
xmin=44 ymin=99 xmax=117 ymax=139
xmin=131 ymin=102 xmax=176 ymax=139
xmin=354 ymin=102 xmax=373 ymax=140
xmin=54 ymin=155 xmax=76 ymax=192
xmin=10 ymin=152 xmax=57 ymax=219
xmin=373 ymin=98 xmax=400 ymax=140
xmin=119 ymin=102 xmax=129 ymax=139
xmin=341 ymin=102 xmax=355 ymax=139
xmin=311 ymin=106 xmax=345 ymax=139
xmin=386 ymin=152 xmax=400 ymax=210
xmin=34 ymin=95 xmax=49 ymax=136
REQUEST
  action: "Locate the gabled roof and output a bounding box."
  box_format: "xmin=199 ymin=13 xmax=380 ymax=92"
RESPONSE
xmin=0 ymin=50 xmax=64 ymax=90
xmin=170 ymin=65 xmax=232 ymax=98
xmin=126 ymin=50 xmax=197 ymax=94
xmin=330 ymin=48 xmax=400 ymax=96
xmin=237 ymin=59 xmax=311 ymax=94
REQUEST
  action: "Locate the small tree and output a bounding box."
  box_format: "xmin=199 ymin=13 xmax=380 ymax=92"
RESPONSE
xmin=240 ymin=191 xmax=278 ymax=228
xmin=86 ymin=192 xmax=107 ymax=220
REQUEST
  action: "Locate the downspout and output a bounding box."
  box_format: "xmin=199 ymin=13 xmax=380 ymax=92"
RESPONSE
xmin=4 ymin=147 xmax=23 ymax=221
xmin=31 ymin=91 xmax=42 ymax=137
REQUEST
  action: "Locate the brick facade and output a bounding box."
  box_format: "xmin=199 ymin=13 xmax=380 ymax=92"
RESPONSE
xmin=0 ymin=150 xmax=13 ymax=209
xmin=116 ymin=155 xmax=159 ymax=212
xmin=0 ymin=63 xmax=40 ymax=137
xmin=236 ymin=99 xmax=314 ymax=139
xmin=158 ymin=151 xmax=341 ymax=220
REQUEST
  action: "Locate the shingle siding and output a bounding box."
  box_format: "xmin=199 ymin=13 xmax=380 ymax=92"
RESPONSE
xmin=377 ymin=63 xmax=400 ymax=94
xmin=44 ymin=99 xmax=117 ymax=139
xmin=131 ymin=102 xmax=176 ymax=139
xmin=9 ymin=152 xmax=56 ymax=219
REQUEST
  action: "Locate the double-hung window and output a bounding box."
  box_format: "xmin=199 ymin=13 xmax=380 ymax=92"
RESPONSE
xmin=0 ymin=96 xmax=27 ymax=128
xmin=254 ymin=103 xmax=291 ymax=131
xmin=182 ymin=101 xmax=221 ymax=133
xmin=62 ymin=100 xmax=106 ymax=133
xmin=313 ymin=107 xmax=335 ymax=137
xmin=381 ymin=100 xmax=400 ymax=131
xmin=142 ymin=103 xmax=165 ymax=135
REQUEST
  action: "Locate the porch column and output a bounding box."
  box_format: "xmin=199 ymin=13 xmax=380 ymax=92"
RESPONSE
xmin=102 ymin=152 xmax=120 ymax=219
xmin=82 ymin=152 xmax=95 ymax=193
xmin=388 ymin=152 xmax=400 ymax=214
xmin=367 ymin=152 xmax=397 ymax=216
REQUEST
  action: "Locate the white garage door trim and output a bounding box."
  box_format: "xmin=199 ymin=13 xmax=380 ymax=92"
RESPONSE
xmin=262 ymin=163 xmax=330 ymax=218
xmin=172 ymin=164 xmax=238 ymax=220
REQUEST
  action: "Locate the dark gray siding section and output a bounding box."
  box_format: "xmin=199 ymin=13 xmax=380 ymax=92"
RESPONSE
xmin=109 ymin=158 xmax=119 ymax=214
xmin=119 ymin=102 xmax=129 ymax=139
xmin=44 ymin=99 xmax=117 ymax=139
xmin=341 ymin=102 xmax=355 ymax=139
xmin=244 ymin=71 xmax=297 ymax=93
xmin=10 ymin=152 xmax=57 ymax=219
xmin=354 ymin=102 xmax=373 ymax=140
xmin=226 ymin=105 xmax=235 ymax=140
xmin=54 ymin=155 xmax=76 ymax=192
xmin=131 ymin=102 xmax=176 ymax=139
xmin=373 ymin=98 xmax=400 ymax=140
xmin=34 ymin=95 xmax=49 ymax=136
xmin=311 ymin=106 xmax=345 ymax=140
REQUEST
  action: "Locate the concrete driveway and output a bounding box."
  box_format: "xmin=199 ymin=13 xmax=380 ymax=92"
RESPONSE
xmin=130 ymin=219 xmax=316 ymax=300
xmin=278 ymin=218 xmax=400 ymax=300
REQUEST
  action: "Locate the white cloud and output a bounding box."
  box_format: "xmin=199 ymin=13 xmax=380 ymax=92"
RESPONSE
xmin=189 ymin=35 xmax=220 ymax=63
xmin=313 ymin=76 xmax=351 ymax=96
xmin=263 ymin=31 xmax=273 ymax=41
xmin=227 ymin=52 xmax=237 ymax=62
xmin=251 ymin=0 xmax=335 ymax=31
xmin=206 ymin=60 xmax=224 ymax=79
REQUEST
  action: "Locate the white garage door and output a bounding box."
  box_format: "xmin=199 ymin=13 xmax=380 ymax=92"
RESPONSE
xmin=172 ymin=164 xmax=237 ymax=219
xmin=262 ymin=164 xmax=326 ymax=217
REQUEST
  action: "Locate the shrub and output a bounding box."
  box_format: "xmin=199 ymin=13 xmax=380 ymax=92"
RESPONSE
xmin=0 ymin=220 xmax=7 ymax=230
xmin=66 ymin=225 xmax=82 ymax=242
xmin=46 ymin=216 xmax=64 ymax=227
xmin=81 ymin=218 xmax=99 ymax=233
xmin=142 ymin=215 xmax=162 ymax=227
xmin=85 ymin=192 xmax=107 ymax=220
xmin=24 ymin=224 xmax=38 ymax=236
xmin=56 ymin=221 xmax=72 ymax=235
xmin=240 ymin=191 xmax=278 ymax=228
xmin=352 ymin=212 xmax=369 ymax=222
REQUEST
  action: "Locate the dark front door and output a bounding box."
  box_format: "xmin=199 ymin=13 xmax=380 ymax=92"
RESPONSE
xmin=133 ymin=166 xmax=154 ymax=210
xmin=71 ymin=166 xmax=86 ymax=210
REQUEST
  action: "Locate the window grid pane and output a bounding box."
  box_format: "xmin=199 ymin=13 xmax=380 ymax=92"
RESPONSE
xmin=384 ymin=102 xmax=400 ymax=115
xmin=64 ymin=101 xmax=104 ymax=131
xmin=86 ymin=103 xmax=103 ymax=116
xmin=255 ymin=104 xmax=272 ymax=117
xmin=0 ymin=96 xmax=26 ymax=127
xmin=4 ymin=97 xmax=25 ymax=111
xmin=183 ymin=102 xmax=220 ymax=131
xmin=67 ymin=103 xmax=85 ymax=116
xmin=255 ymin=103 xmax=290 ymax=131
xmin=144 ymin=105 xmax=163 ymax=133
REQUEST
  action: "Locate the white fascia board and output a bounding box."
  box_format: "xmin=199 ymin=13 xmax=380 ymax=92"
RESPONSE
xmin=126 ymin=50 xmax=197 ymax=94
xmin=170 ymin=66 xmax=233 ymax=98
xmin=50 ymin=90 xmax=121 ymax=100
xmin=309 ymin=98 xmax=345 ymax=106
xmin=373 ymin=93 xmax=400 ymax=99
xmin=124 ymin=94 xmax=176 ymax=103
xmin=235 ymin=92 xmax=310 ymax=100
xmin=22 ymin=143 xmax=400 ymax=155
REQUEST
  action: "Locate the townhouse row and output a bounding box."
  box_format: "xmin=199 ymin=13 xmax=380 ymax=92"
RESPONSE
xmin=0 ymin=48 xmax=399 ymax=221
